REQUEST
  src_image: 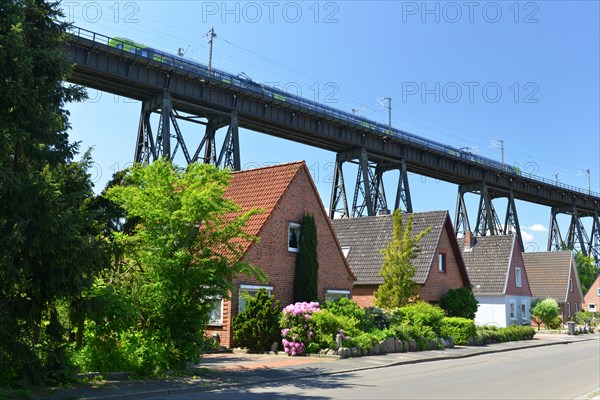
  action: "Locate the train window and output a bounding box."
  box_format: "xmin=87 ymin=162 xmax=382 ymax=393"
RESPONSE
xmin=116 ymin=43 xmax=123 ymax=50
xmin=130 ymin=48 xmax=136 ymax=54
xmin=141 ymin=50 xmax=148 ymax=58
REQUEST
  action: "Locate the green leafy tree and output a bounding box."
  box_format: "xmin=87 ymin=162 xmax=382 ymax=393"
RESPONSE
xmin=293 ymin=213 xmax=319 ymax=302
xmin=105 ymin=159 xmax=264 ymax=370
xmin=531 ymin=298 xmax=560 ymax=330
xmin=0 ymin=1 xmax=104 ymax=386
xmin=440 ymin=287 xmax=479 ymax=320
xmin=575 ymin=251 xmax=599 ymax=294
xmin=374 ymin=210 xmax=431 ymax=309
xmin=233 ymin=289 xmax=282 ymax=351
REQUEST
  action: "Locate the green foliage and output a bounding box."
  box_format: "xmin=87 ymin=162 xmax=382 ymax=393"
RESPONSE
xmin=0 ymin=1 xmax=104 ymax=386
xmin=310 ymin=309 xmax=361 ymax=351
xmin=362 ymin=306 xmax=391 ymax=331
xmin=575 ymin=252 xmax=599 ymax=294
xmin=576 ymin=311 xmax=600 ymax=326
xmin=103 ymin=159 xmax=265 ymax=370
xmin=531 ymin=298 xmax=560 ymax=330
xmin=232 ymin=289 xmax=282 ymax=351
xmin=440 ymin=317 xmax=476 ymax=345
xmin=325 ymin=298 xmax=365 ymax=322
xmin=395 ymin=302 xmax=446 ymax=336
xmin=374 ymin=210 xmax=431 ymax=309
xmin=440 ymin=287 xmax=479 ymax=319
xmin=293 ymin=214 xmax=319 ymax=302
xmin=475 ymin=325 xmax=535 ymax=344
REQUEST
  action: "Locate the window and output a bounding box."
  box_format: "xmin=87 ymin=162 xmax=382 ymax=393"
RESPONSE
xmin=509 ymin=300 xmax=516 ymax=320
xmin=597 ymin=288 xmax=600 ymax=296
xmin=208 ymin=298 xmax=223 ymax=325
xmin=521 ymin=301 xmax=527 ymax=321
xmin=438 ymin=253 xmax=447 ymax=273
xmin=325 ymin=290 xmax=350 ymax=303
xmin=341 ymin=246 xmax=351 ymax=258
xmin=238 ymin=284 xmax=273 ymax=313
xmin=515 ymin=267 xmax=522 ymax=287
xmin=575 ymin=303 xmax=579 ymax=313
xmin=569 ymin=278 xmax=573 ymax=292
xmin=589 ymin=303 xmax=597 ymax=312
xmin=567 ymin=302 xmax=572 ymax=318
xmin=288 ymin=223 xmax=300 ymax=252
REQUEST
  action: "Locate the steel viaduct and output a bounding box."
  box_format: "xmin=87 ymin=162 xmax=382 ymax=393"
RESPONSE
xmin=65 ymin=27 xmax=600 ymax=261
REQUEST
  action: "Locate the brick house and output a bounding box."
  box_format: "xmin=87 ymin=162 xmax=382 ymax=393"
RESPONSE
xmin=522 ymin=251 xmax=584 ymax=322
xmin=206 ymin=161 xmax=356 ymax=347
xmin=331 ymin=211 xmax=471 ymax=308
xmin=461 ymin=234 xmax=532 ymax=327
xmin=582 ymin=275 xmax=600 ymax=313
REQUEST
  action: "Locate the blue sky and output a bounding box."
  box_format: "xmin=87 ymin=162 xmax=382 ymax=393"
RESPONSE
xmin=62 ymin=1 xmax=599 ymax=253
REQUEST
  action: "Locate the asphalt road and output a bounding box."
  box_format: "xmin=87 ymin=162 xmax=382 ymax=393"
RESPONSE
xmin=155 ymin=339 xmax=600 ymax=400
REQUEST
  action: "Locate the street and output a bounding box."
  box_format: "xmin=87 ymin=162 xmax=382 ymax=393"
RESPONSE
xmin=156 ymin=339 xmax=600 ymax=400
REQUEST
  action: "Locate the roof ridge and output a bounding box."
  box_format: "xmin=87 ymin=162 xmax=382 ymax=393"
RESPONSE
xmin=231 ymin=160 xmax=305 ymax=175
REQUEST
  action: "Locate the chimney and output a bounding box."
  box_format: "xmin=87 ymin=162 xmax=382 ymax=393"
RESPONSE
xmin=378 ymin=208 xmax=391 ymax=216
xmin=464 ymin=230 xmax=475 ymax=251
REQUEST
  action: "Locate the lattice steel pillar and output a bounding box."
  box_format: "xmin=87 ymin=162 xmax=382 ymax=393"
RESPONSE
xmin=589 ymin=212 xmax=600 ymax=263
xmin=329 ymin=155 xmax=349 ymax=219
xmin=454 ymin=188 xmax=471 ymax=237
xmin=216 ymin=110 xmax=240 ymax=171
xmin=474 ymin=185 xmax=502 ymax=236
xmin=394 ymin=160 xmax=412 ymax=213
xmin=548 ymin=207 xmax=565 ymax=251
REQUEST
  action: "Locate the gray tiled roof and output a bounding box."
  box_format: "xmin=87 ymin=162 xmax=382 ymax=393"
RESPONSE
xmin=461 ymin=235 xmax=515 ymax=295
xmin=522 ymin=251 xmax=574 ymax=302
xmin=331 ymin=211 xmax=448 ymax=285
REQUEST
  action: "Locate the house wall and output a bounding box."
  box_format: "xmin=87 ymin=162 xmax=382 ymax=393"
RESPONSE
xmin=505 ymin=241 xmax=532 ymax=297
xmin=352 ymin=285 xmax=378 ymax=308
xmin=207 ymin=168 xmax=354 ymax=348
xmin=583 ymin=276 xmax=600 ymax=313
xmin=562 ymin=264 xmax=584 ymax=321
xmin=420 ymin=225 xmax=468 ymax=303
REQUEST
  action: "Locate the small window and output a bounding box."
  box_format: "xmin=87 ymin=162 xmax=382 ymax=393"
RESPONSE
xmin=509 ymin=300 xmax=516 ymax=320
xmin=567 ymin=302 xmax=571 ymax=317
xmin=238 ymin=284 xmax=273 ymax=313
xmin=438 ymin=253 xmax=446 ymax=273
xmin=589 ymin=303 xmax=597 ymax=312
xmin=288 ymin=223 xmax=300 ymax=252
xmin=341 ymin=246 xmax=351 ymax=258
xmin=208 ymin=298 xmax=223 ymax=325
xmin=575 ymin=303 xmax=579 ymax=313
xmin=569 ymin=278 xmax=573 ymax=292
xmin=130 ymin=47 xmax=136 ymax=54
xmin=326 ymin=290 xmax=350 ymax=303
xmin=596 ymin=288 xmax=599 ymax=296
xmin=521 ymin=301 xmax=528 ymax=321
xmin=515 ymin=267 xmax=522 ymax=288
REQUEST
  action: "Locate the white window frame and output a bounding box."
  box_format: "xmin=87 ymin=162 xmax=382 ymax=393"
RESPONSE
xmin=438 ymin=253 xmax=446 ymax=273
xmin=569 ymin=278 xmax=573 ymax=292
xmin=521 ymin=300 xmax=528 ymax=321
xmin=208 ymin=297 xmax=224 ymax=326
xmin=588 ymin=303 xmax=597 ymax=312
xmin=509 ymin=300 xmax=516 ymax=320
xmin=288 ymin=223 xmax=301 ymax=253
xmin=238 ymin=284 xmax=273 ymax=313
xmin=326 ymin=289 xmax=350 ymax=303
xmin=515 ymin=267 xmax=522 ymax=287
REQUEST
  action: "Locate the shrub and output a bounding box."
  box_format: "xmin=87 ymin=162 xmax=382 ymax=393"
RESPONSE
xmin=362 ymin=306 xmax=391 ymax=331
xmin=396 ymin=302 xmax=445 ymax=335
xmin=474 ymin=325 xmax=535 ymax=345
xmin=440 ymin=288 xmax=479 ymax=319
xmin=325 ymin=298 xmax=365 ymax=322
xmin=440 ymin=317 xmax=476 ymax=345
xmin=531 ymin=298 xmax=560 ymax=330
xmin=280 ymin=302 xmax=320 ymax=356
xmin=232 ymin=289 xmax=282 ymax=351
xmin=391 ymin=323 xmax=436 ymax=343
xmin=311 ymin=309 xmax=361 ymax=351
xmin=547 ymin=316 xmax=563 ymax=330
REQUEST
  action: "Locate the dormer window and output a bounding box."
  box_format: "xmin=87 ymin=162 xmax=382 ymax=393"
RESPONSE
xmin=288 ymin=223 xmax=300 ymax=252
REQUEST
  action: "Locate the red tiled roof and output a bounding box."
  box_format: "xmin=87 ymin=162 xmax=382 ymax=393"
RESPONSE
xmin=522 ymin=251 xmax=578 ymax=302
xmin=223 ymin=161 xmax=304 ymax=253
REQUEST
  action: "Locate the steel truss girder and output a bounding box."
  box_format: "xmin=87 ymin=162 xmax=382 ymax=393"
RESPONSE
xmin=454 ymin=183 xmax=523 ymax=249
xmin=549 ymin=208 xmax=600 ymax=263
xmin=134 ymin=92 xmax=241 ymax=170
xmin=328 ymin=148 xmax=412 ymax=219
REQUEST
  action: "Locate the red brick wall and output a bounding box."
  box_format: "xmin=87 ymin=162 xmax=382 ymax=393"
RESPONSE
xmin=505 ymin=239 xmax=532 ymax=297
xmin=419 ymin=224 xmax=468 ymax=303
xmin=212 ymin=167 xmax=354 ymax=347
xmin=352 ymin=285 xmax=379 ymax=308
xmin=583 ymin=276 xmax=600 ymax=312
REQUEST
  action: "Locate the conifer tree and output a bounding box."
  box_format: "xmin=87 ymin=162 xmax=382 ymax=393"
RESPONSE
xmin=293 ymin=214 xmax=319 ymax=302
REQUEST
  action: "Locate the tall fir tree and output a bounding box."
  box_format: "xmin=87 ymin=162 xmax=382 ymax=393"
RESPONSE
xmin=293 ymin=213 xmax=319 ymax=302
xmin=0 ymin=0 xmax=104 ymax=386
xmin=374 ymin=209 xmax=431 ymax=309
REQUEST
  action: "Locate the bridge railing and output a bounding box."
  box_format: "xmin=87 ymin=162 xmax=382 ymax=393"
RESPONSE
xmin=67 ymin=26 xmax=600 ymax=200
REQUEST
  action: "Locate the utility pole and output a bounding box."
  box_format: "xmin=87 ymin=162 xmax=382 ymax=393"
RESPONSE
xmin=377 ymin=97 xmax=392 ymax=133
xmin=492 ymin=139 xmax=504 ymax=169
xmin=581 ymin=167 xmax=591 ymax=194
xmin=207 ymin=27 xmax=216 ymax=75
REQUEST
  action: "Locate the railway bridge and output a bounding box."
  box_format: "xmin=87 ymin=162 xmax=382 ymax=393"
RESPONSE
xmin=65 ymin=27 xmax=600 ymax=261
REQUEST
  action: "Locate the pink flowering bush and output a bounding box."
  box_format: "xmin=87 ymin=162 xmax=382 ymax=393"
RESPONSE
xmin=279 ymin=302 xmax=320 ymax=356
